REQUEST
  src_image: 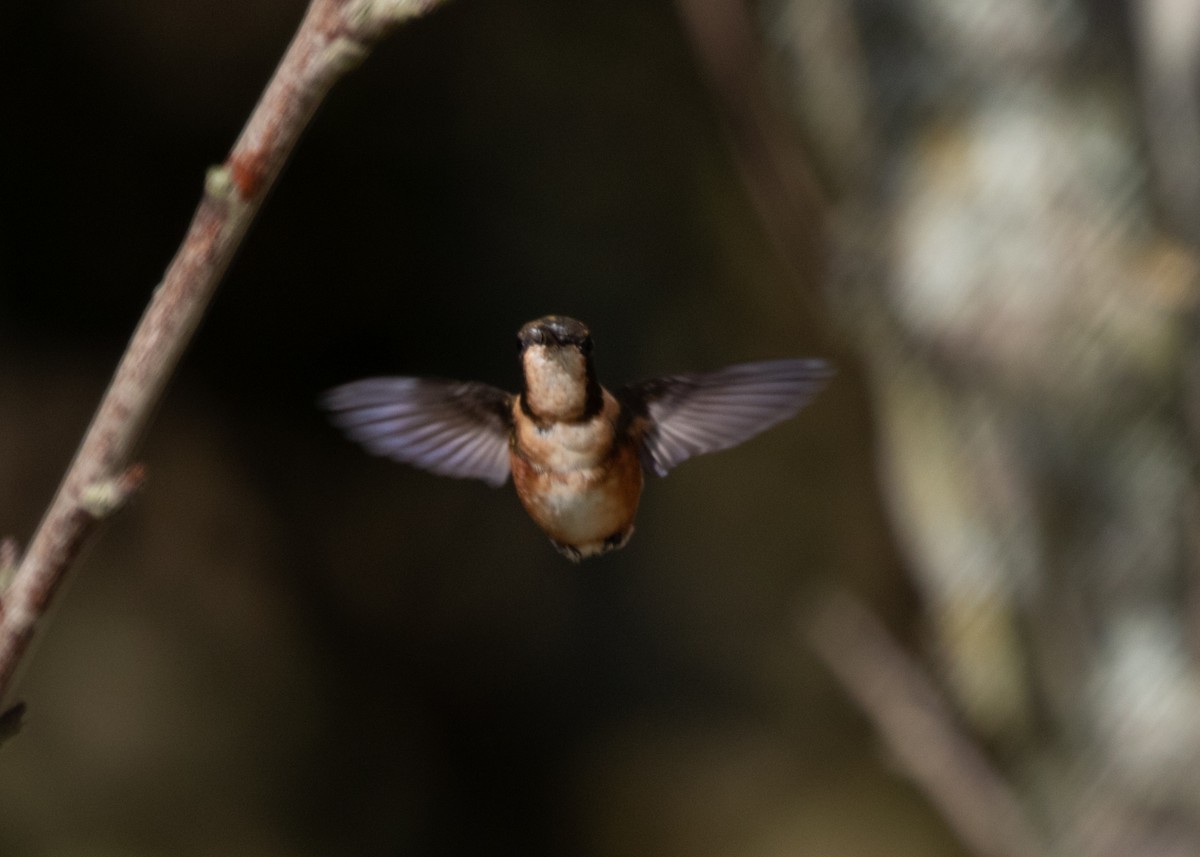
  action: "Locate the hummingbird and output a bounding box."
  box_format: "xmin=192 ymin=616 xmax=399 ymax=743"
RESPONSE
xmin=323 ymin=316 xmax=832 ymax=561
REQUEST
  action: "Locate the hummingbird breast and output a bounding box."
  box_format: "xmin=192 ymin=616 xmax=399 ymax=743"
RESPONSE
xmin=510 ymin=391 xmax=643 ymax=556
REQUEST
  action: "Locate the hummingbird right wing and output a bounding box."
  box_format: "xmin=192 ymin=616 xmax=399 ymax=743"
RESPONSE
xmin=619 ymin=358 xmax=833 ymax=477
xmin=322 ymin=377 xmax=513 ymax=487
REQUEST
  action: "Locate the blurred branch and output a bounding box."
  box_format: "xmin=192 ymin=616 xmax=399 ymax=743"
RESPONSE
xmin=0 ymin=0 xmax=449 ymax=705
xmin=1131 ymin=0 xmax=1200 ymax=244
xmin=673 ymin=0 xmax=830 ymax=312
xmin=807 ymin=593 xmax=1048 ymax=857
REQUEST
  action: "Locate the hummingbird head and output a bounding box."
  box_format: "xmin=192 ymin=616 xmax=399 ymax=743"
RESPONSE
xmin=517 ymin=316 xmax=600 ymax=422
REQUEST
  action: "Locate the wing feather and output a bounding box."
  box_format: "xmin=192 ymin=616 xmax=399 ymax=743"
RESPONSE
xmin=619 ymin=358 xmax=832 ymax=476
xmin=322 ymin=377 xmax=513 ymax=487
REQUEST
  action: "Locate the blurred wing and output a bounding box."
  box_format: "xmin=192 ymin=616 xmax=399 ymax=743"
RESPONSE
xmin=322 ymin=377 xmax=513 ymax=487
xmin=620 ymin=359 xmax=833 ymax=477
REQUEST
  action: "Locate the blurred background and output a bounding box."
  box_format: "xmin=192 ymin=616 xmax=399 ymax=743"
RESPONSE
xmin=2 ymin=0 xmax=1198 ymax=855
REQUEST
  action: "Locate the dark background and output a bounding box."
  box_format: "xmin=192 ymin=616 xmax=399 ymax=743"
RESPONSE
xmin=0 ymin=1 xmax=942 ymax=854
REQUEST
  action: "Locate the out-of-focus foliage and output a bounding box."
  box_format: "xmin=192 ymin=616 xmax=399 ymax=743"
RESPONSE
xmin=762 ymin=0 xmax=1200 ymax=853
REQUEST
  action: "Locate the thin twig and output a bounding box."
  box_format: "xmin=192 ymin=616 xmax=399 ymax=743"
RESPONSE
xmin=807 ymin=592 xmax=1049 ymax=857
xmin=0 ymin=0 xmax=449 ymax=704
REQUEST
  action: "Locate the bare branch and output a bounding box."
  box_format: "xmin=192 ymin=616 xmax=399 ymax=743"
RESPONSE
xmin=0 ymin=0 xmax=450 ymax=704
xmin=806 ymin=593 xmax=1048 ymax=857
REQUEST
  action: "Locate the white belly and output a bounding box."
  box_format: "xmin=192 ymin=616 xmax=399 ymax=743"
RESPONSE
xmin=536 ymin=470 xmax=625 ymax=543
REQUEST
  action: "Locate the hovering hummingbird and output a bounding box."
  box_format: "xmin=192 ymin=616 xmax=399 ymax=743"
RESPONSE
xmin=323 ymin=316 xmax=832 ymax=561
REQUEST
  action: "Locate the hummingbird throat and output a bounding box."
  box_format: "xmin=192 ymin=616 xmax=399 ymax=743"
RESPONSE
xmin=521 ymin=344 xmax=596 ymax=422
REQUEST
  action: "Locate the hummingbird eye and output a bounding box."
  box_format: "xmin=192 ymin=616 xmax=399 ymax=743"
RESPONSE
xmin=581 ymin=337 xmax=593 ymax=355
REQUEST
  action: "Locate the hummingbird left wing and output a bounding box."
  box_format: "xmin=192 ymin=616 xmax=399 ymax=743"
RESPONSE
xmin=619 ymin=358 xmax=833 ymax=477
xmin=322 ymin=377 xmax=513 ymax=487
